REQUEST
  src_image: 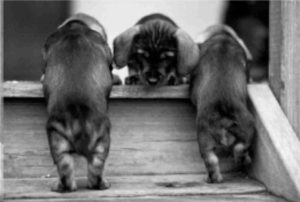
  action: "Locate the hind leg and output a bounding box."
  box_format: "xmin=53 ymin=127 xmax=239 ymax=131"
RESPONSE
xmin=230 ymin=110 xmax=256 ymax=167
xmin=87 ymin=119 xmax=111 ymax=190
xmin=47 ymin=129 xmax=77 ymax=192
xmin=202 ymin=149 xmax=223 ymax=183
xmin=233 ymin=142 xmax=251 ymax=166
xmin=87 ymin=152 xmax=110 ymax=190
xmin=197 ymin=121 xmax=223 ymax=183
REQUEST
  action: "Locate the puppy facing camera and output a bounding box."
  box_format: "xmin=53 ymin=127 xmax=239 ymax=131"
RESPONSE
xmin=113 ymin=13 xmax=199 ymax=86
xmin=190 ymin=24 xmax=256 ymax=183
xmin=42 ymin=13 xmax=112 ymax=192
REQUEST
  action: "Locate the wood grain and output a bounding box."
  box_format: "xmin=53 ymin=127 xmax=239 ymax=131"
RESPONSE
xmin=3 ymin=99 xmax=237 ymax=178
xmin=0 ymin=1 xmax=3 ymax=199
xmin=4 ymin=174 xmax=266 ymax=200
xmin=3 ymin=81 xmax=189 ymax=99
xmin=269 ymin=0 xmax=282 ymax=101
xmin=269 ymin=1 xmax=300 ymax=139
xmin=248 ymin=83 xmax=300 ymax=202
xmin=4 ymin=82 xmax=299 ymax=202
xmin=6 ymin=194 xmax=288 ymax=202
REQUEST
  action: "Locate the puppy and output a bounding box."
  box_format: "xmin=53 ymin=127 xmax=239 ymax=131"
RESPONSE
xmin=189 ymin=25 xmax=255 ymax=183
xmin=42 ymin=13 xmax=112 ymax=192
xmin=113 ymin=13 xmax=199 ymax=86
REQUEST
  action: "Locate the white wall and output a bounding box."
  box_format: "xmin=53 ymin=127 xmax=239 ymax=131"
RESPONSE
xmin=72 ymin=0 xmax=225 ymax=81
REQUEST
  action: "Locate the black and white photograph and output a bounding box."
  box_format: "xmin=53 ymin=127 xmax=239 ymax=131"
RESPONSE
xmin=1 ymin=0 xmax=300 ymax=202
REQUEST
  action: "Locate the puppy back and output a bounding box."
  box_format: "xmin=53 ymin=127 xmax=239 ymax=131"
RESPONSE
xmin=43 ymin=20 xmax=112 ymax=113
xmin=191 ymin=34 xmax=249 ymax=115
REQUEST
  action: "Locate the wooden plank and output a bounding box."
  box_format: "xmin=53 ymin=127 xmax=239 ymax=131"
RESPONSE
xmin=269 ymin=0 xmax=282 ymax=101
xmin=6 ymin=194 xmax=288 ymax=202
xmin=0 ymin=0 xmax=3 ymax=199
xmin=4 ymin=174 xmax=266 ymax=200
xmin=269 ymin=1 xmax=300 ymax=139
xmin=3 ymin=81 xmax=189 ymax=99
xmin=3 ymin=99 xmax=237 ymax=178
xmin=248 ymin=83 xmax=300 ymax=202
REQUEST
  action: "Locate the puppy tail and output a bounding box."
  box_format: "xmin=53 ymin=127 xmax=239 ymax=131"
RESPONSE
xmin=47 ymin=100 xmax=109 ymax=154
xmin=218 ymin=117 xmax=237 ymax=147
xmin=46 ymin=102 xmax=92 ymax=142
xmin=63 ymin=102 xmax=110 ymax=153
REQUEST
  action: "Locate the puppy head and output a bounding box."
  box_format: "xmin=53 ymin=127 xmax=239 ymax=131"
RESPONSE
xmin=195 ymin=24 xmax=253 ymax=85
xmin=43 ymin=13 xmax=111 ymax=64
xmin=196 ymin=24 xmax=253 ymax=62
xmin=58 ymin=13 xmax=107 ymax=41
xmin=42 ymin=13 xmax=112 ymax=92
xmin=113 ymin=17 xmax=199 ymax=86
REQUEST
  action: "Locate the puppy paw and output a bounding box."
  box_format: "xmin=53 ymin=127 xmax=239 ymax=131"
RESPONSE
xmin=112 ymin=74 xmax=122 ymax=85
xmin=243 ymin=153 xmax=252 ymax=165
xmin=88 ymin=178 xmax=110 ymax=190
xmin=206 ymin=173 xmax=223 ymax=183
xmin=234 ymin=152 xmax=252 ymax=167
xmin=235 ymin=153 xmax=252 ymax=167
xmin=98 ymin=178 xmax=111 ymax=190
xmin=167 ymin=75 xmax=183 ymax=85
xmin=233 ymin=143 xmax=252 ymax=166
xmin=167 ymin=75 xmax=177 ymax=85
xmin=125 ymin=75 xmax=140 ymax=85
xmin=51 ymin=179 xmax=77 ymax=192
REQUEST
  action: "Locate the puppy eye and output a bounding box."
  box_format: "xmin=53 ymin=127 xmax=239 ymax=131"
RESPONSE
xmin=160 ymin=51 xmax=175 ymax=59
xmin=136 ymin=48 xmax=149 ymax=58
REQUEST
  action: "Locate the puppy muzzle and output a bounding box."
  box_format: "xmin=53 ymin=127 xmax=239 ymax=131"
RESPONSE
xmin=144 ymin=71 xmax=163 ymax=86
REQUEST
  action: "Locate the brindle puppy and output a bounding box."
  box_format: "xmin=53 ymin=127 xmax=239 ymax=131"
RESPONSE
xmin=113 ymin=13 xmax=199 ymax=86
xmin=42 ymin=13 xmax=112 ymax=192
xmin=190 ymin=25 xmax=255 ymax=183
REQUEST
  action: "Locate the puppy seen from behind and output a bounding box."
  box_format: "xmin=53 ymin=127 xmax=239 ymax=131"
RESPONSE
xmin=113 ymin=13 xmax=199 ymax=86
xmin=42 ymin=13 xmax=113 ymax=192
xmin=189 ymin=25 xmax=256 ymax=183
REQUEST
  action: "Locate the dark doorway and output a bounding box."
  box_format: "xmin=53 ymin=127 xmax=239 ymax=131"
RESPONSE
xmin=4 ymin=1 xmax=70 ymax=80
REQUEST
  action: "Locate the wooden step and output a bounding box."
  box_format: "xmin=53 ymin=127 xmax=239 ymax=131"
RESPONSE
xmin=4 ymin=82 xmax=300 ymax=202
xmin=5 ymin=173 xmax=269 ymax=200
xmin=4 ymin=98 xmax=236 ymax=179
xmin=6 ymin=194 xmax=288 ymax=202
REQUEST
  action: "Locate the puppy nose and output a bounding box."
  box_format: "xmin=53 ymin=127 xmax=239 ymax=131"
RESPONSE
xmin=145 ymin=71 xmax=160 ymax=85
xmin=147 ymin=77 xmax=159 ymax=85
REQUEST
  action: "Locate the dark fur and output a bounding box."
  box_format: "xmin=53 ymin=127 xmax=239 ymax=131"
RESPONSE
xmin=42 ymin=14 xmax=112 ymax=192
xmin=127 ymin=14 xmax=178 ymax=85
xmin=190 ymin=27 xmax=256 ymax=183
xmin=113 ymin=13 xmax=199 ymax=86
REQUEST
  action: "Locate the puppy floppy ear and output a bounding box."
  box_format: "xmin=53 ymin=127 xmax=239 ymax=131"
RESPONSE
xmin=175 ymin=29 xmax=200 ymax=76
xmin=113 ymin=26 xmax=140 ymax=68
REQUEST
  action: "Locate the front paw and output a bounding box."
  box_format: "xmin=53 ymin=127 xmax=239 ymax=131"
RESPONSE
xmin=112 ymin=74 xmax=122 ymax=85
xmin=167 ymin=74 xmax=188 ymax=85
xmin=51 ymin=179 xmax=77 ymax=192
xmin=167 ymin=74 xmax=182 ymax=85
xmin=167 ymin=75 xmax=177 ymax=85
xmin=88 ymin=177 xmax=110 ymax=190
xmin=125 ymin=75 xmax=140 ymax=85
